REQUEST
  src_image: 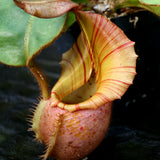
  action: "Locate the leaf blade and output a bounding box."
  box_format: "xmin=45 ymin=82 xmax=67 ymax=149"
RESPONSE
xmin=140 ymin=0 xmax=160 ymax=5
xmin=0 ymin=0 xmax=67 ymax=66
xmin=114 ymin=0 xmax=160 ymax=17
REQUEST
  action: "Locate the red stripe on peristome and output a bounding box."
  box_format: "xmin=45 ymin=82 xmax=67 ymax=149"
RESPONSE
xmin=96 ymin=65 xmax=136 ymax=84
xmin=103 ymin=82 xmax=124 ymax=93
xmin=75 ymin=104 xmax=81 ymax=111
xmin=94 ymin=17 xmax=109 ymax=46
xmin=63 ymin=104 xmax=66 ymax=110
xmin=109 ymin=66 xmax=136 ymax=70
xmin=51 ymin=91 xmax=60 ymax=100
xmin=75 ymin=41 xmax=87 ymax=83
xmin=100 ymin=41 xmax=134 ymax=65
xmin=54 ymin=101 xmax=60 ymax=107
xmin=92 ymin=15 xmax=103 ymax=47
xmin=83 ymin=33 xmax=94 ymax=67
xmin=104 ymin=86 xmax=122 ymax=98
xmin=104 ymin=70 xmax=137 ymax=75
xmin=89 ymin=99 xmax=99 ymax=109
xmin=106 ymin=23 xmax=118 ymax=37
xmin=100 ymin=80 xmax=128 ymax=89
xmin=95 ymin=92 xmax=111 ymax=103
xmin=90 ymin=14 xmax=98 ymax=46
xmin=101 ymin=79 xmax=132 ymax=86
xmin=98 ymin=28 xmax=121 ymax=58
xmin=99 ymin=27 xmax=120 ymax=56
xmin=80 ymin=36 xmax=94 ymax=77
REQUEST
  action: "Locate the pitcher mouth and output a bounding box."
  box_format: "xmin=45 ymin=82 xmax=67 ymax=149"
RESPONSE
xmin=62 ymin=70 xmax=96 ymax=104
xmin=50 ymin=70 xmax=97 ymax=111
xmin=49 ymin=11 xmax=137 ymax=112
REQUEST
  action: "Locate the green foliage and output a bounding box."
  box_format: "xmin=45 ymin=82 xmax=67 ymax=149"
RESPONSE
xmin=140 ymin=0 xmax=160 ymax=5
xmin=114 ymin=0 xmax=160 ymax=17
xmin=65 ymin=12 xmax=76 ymax=29
xmin=0 ymin=0 xmax=67 ymax=66
xmin=72 ymin=0 xmax=89 ymax=4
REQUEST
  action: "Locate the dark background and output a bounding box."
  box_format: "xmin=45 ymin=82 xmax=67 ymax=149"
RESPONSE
xmin=0 ymin=11 xmax=160 ymax=160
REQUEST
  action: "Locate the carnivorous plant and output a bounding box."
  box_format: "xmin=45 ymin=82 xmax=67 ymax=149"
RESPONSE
xmin=0 ymin=0 xmax=160 ymax=159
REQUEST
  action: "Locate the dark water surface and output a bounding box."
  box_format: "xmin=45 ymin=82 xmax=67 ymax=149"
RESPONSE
xmin=0 ymin=11 xmax=160 ymax=160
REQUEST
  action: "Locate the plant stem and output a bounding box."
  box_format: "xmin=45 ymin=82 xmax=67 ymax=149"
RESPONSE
xmin=28 ymin=60 xmax=50 ymax=100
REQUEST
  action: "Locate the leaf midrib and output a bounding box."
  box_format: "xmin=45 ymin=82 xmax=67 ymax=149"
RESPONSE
xmin=24 ymin=15 xmax=34 ymax=64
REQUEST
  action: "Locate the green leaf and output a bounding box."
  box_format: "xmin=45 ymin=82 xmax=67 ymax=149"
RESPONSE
xmin=140 ymin=0 xmax=160 ymax=5
xmin=114 ymin=0 xmax=160 ymax=17
xmin=65 ymin=12 xmax=76 ymax=29
xmin=72 ymin=0 xmax=89 ymax=4
xmin=0 ymin=0 xmax=67 ymax=66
